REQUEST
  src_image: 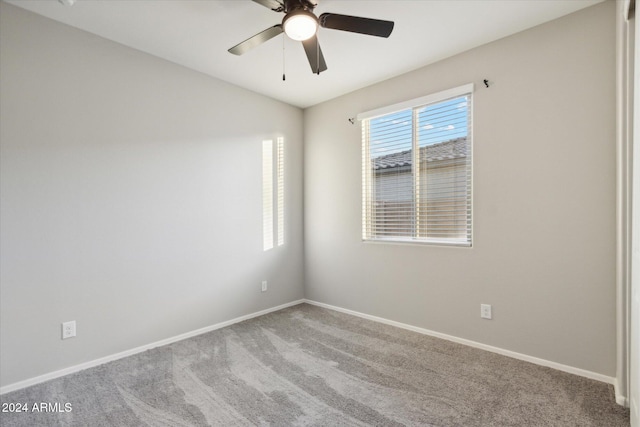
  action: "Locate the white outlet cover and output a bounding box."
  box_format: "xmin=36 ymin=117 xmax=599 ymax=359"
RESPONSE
xmin=62 ymin=320 xmax=76 ymax=339
xmin=481 ymin=304 xmax=492 ymax=320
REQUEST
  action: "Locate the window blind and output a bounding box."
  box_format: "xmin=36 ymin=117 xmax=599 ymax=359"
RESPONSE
xmin=263 ymin=138 xmax=285 ymax=251
xmin=276 ymin=137 xmax=284 ymax=247
xmin=361 ymin=84 xmax=473 ymax=246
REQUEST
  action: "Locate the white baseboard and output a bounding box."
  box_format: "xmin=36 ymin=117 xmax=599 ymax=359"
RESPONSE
xmin=2 ymin=298 xmax=625 ymax=406
xmin=0 ymin=299 xmax=305 ymax=395
xmin=613 ymin=378 xmax=629 ymax=407
xmin=304 ymin=299 xmax=618 ymax=388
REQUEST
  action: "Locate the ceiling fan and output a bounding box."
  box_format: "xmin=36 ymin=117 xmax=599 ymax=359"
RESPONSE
xmin=228 ymin=0 xmax=394 ymax=75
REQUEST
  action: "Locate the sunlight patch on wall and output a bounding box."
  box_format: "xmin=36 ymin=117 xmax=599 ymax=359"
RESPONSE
xmin=263 ymin=140 xmax=273 ymax=251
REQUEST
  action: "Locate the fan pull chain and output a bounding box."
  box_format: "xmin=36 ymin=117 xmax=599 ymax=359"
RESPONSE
xmin=282 ymin=35 xmax=286 ymax=81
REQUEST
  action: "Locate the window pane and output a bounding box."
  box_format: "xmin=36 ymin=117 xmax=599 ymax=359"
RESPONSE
xmin=369 ymin=110 xmax=414 ymax=238
xmin=276 ymin=137 xmax=284 ymax=247
xmin=416 ymin=96 xmax=471 ymax=242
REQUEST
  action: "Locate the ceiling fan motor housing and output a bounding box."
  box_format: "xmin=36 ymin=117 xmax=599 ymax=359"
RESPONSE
xmin=282 ymin=9 xmax=319 ymax=41
xmin=283 ymin=0 xmax=318 ymax=13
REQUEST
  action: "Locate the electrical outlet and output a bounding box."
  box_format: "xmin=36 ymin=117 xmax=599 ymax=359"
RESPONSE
xmin=261 ymin=281 xmax=268 ymax=292
xmin=480 ymin=304 xmax=492 ymax=320
xmin=62 ymin=321 xmax=76 ymax=339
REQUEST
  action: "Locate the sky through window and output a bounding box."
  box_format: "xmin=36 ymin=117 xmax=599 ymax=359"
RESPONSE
xmin=369 ymin=96 xmax=468 ymax=157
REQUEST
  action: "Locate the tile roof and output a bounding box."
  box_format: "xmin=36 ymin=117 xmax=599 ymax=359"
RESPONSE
xmin=372 ymin=137 xmax=468 ymax=170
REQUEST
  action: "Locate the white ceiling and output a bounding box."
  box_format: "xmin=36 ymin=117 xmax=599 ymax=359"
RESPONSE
xmin=6 ymin=0 xmax=603 ymax=108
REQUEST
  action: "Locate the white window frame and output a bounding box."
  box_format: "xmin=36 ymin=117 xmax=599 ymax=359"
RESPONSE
xmin=358 ymin=83 xmax=474 ymax=247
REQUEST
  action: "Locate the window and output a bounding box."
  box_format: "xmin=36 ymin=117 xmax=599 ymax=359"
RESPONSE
xmin=276 ymin=137 xmax=285 ymax=247
xmin=262 ymin=138 xmax=285 ymax=251
xmin=359 ymin=84 xmax=473 ymax=246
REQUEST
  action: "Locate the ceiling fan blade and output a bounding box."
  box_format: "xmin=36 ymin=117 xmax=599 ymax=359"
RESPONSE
xmin=302 ymin=35 xmax=328 ymax=74
xmin=228 ymin=25 xmax=283 ymax=55
xmin=319 ymin=13 xmax=394 ymax=38
xmin=251 ymin=0 xmax=284 ymax=12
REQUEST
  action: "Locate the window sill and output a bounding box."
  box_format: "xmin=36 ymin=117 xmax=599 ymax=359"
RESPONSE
xmin=362 ymin=237 xmax=471 ymax=248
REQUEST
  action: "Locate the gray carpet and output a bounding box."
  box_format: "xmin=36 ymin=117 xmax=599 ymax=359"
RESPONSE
xmin=0 ymin=303 xmax=630 ymax=426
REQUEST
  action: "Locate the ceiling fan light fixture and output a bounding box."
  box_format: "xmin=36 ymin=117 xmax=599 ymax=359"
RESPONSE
xmin=282 ymin=9 xmax=318 ymax=41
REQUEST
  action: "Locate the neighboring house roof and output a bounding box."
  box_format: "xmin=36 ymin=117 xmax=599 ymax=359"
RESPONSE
xmin=373 ymin=137 xmax=467 ymax=170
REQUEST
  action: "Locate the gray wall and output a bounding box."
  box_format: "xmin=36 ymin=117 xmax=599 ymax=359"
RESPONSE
xmin=0 ymin=2 xmax=304 ymax=387
xmin=304 ymin=1 xmax=617 ymax=376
